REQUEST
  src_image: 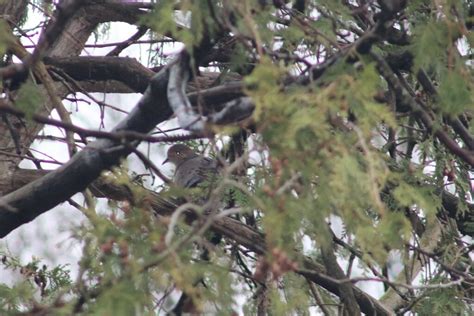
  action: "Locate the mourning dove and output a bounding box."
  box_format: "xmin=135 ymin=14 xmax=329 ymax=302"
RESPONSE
xmin=162 ymin=144 xmax=222 ymax=313
xmin=162 ymin=144 xmax=219 ymax=188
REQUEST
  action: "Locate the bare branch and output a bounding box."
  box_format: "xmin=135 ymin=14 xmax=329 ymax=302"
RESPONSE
xmin=167 ymin=51 xmax=254 ymax=132
xmin=0 ymin=67 xmax=173 ymax=237
xmin=371 ymin=52 xmax=474 ymax=167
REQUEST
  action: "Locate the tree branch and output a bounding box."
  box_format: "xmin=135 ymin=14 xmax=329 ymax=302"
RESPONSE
xmin=371 ymin=52 xmax=474 ymax=167
xmin=0 ymin=167 xmax=391 ymax=316
xmin=167 ymin=51 xmax=253 ymax=132
xmin=320 ymin=242 xmax=361 ymax=315
xmin=0 ymin=67 xmax=173 ymax=237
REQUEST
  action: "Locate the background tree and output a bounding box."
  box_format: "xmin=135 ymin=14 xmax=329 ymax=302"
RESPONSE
xmin=0 ymin=0 xmax=473 ymax=314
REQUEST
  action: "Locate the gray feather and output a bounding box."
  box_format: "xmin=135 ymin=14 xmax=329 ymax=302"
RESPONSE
xmin=174 ymin=156 xmax=219 ymax=188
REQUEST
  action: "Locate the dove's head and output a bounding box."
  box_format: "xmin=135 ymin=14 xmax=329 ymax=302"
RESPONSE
xmin=162 ymin=144 xmax=197 ymax=166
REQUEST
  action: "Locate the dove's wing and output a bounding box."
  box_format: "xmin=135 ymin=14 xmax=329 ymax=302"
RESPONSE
xmin=174 ymin=156 xmax=218 ymax=188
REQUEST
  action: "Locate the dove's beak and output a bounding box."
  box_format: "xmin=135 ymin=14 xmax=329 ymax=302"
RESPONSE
xmin=162 ymin=158 xmax=169 ymax=165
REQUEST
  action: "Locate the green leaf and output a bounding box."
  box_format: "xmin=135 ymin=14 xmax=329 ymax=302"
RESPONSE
xmin=393 ymin=182 xmax=440 ymax=222
xmin=437 ymin=70 xmax=473 ymax=117
xmin=15 ymin=81 xmax=43 ymax=119
xmin=244 ymin=58 xmax=284 ymax=121
xmin=411 ymin=20 xmax=449 ymax=73
xmin=415 ymin=278 xmax=468 ymax=315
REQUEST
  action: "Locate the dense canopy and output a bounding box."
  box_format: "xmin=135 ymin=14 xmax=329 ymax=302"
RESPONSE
xmin=0 ymin=1 xmax=473 ymax=315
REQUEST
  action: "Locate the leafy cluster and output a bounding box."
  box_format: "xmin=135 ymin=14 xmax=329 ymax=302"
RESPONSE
xmin=0 ymin=0 xmax=472 ymax=315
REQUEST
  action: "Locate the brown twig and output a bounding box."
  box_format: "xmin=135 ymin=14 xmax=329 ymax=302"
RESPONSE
xmin=106 ymin=25 xmax=149 ymax=56
xmin=130 ymin=147 xmax=172 ymax=184
xmin=371 ymin=52 xmax=474 ymax=167
xmin=0 ymin=98 xmax=207 ymax=144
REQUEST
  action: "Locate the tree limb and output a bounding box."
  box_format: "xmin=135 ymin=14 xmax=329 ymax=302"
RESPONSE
xmin=0 ymin=67 xmax=173 ymax=237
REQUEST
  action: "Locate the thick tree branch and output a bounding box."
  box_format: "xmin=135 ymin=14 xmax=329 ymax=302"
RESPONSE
xmin=44 ymin=56 xmax=155 ymax=93
xmin=0 ymin=0 xmax=118 ymax=177
xmin=0 ymin=100 xmax=202 ymax=144
xmin=167 ymin=51 xmax=254 ymax=132
xmin=0 ymin=67 xmax=173 ymax=237
xmin=0 ymin=0 xmax=83 ymax=84
xmin=44 ymin=56 xmax=243 ymax=99
xmin=106 ymin=25 xmax=148 ymax=56
xmin=320 ymin=243 xmax=361 ymax=315
xmin=167 ymin=51 xmax=207 ymax=132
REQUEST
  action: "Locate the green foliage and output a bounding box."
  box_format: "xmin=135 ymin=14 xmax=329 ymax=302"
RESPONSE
xmin=393 ymin=182 xmax=440 ymax=222
xmin=142 ymin=1 xmax=218 ymax=53
xmin=0 ymin=282 xmax=35 ymax=314
xmin=244 ymin=57 xmax=284 ymax=120
xmin=437 ymin=69 xmax=473 ymax=117
xmin=0 ymin=252 xmax=72 ymax=314
xmin=3 ymin=1 xmax=473 ymax=314
xmin=268 ymin=276 xmax=311 ymax=315
xmin=92 ymin=280 xmax=153 ymax=316
xmin=411 ymin=20 xmax=449 ymax=73
xmin=245 ymin=54 xmax=416 ymax=264
xmin=15 ymin=80 xmax=43 ymax=118
xmin=415 ymin=276 xmax=469 ymax=315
